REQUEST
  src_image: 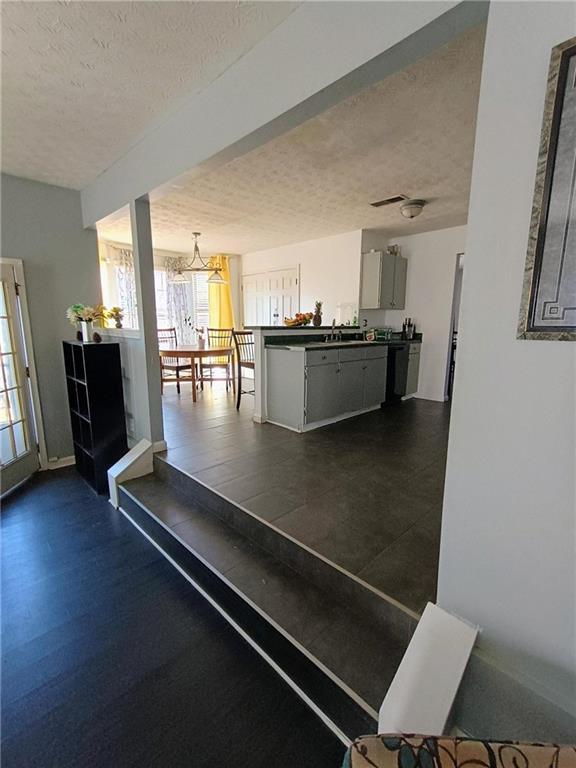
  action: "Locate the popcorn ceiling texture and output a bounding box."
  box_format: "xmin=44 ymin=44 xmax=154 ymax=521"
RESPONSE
xmin=1 ymin=1 xmax=298 ymax=190
xmin=97 ymin=25 xmax=485 ymax=255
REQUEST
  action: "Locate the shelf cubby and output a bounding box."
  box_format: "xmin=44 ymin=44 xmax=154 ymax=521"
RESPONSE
xmin=63 ymin=341 xmax=128 ymax=494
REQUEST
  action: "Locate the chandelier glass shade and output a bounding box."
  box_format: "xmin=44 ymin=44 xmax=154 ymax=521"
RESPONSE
xmin=169 ymin=233 xmax=227 ymax=284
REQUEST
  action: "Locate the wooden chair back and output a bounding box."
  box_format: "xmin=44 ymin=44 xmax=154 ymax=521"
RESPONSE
xmin=232 ymin=330 xmax=255 ymax=369
xmin=207 ymin=327 xmax=233 ymax=365
xmin=157 ymin=327 xmax=178 ymax=365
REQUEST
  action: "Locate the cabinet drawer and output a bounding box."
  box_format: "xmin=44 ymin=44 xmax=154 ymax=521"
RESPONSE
xmin=364 ymin=345 xmax=389 ymax=360
xmin=338 ymin=346 xmax=365 ymax=362
xmin=409 ymin=344 xmax=421 ymax=356
xmin=306 ymin=349 xmax=339 ymax=366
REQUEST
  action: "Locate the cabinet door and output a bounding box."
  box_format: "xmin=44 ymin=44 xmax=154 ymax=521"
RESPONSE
xmin=392 ymin=255 xmax=408 ymax=310
xmin=363 ymin=356 xmax=388 ymax=407
xmin=405 ymin=350 xmax=420 ymax=396
xmin=379 ymin=252 xmax=396 ymax=309
xmin=338 ymin=360 xmax=365 ymax=414
xmin=360 ymin=252 xmax=382 ymax=309
xmin=305 ymin=364 xmax=340 ymax=423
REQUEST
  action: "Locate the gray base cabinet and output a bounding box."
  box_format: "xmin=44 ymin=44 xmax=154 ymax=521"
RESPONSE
xmin=266 ymin=345 xmax=388 ymax=432
xmin=305 ymin=363 xmax=340 ymax=423
xmin=364 ymin=356 xmax=389 ymax=407
xmin=405 ymin=343 xmax=421 ymax=396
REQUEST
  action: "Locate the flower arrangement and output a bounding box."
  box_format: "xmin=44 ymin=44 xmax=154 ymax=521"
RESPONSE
xmin=66 ymin=303 xmax=106 ymax=325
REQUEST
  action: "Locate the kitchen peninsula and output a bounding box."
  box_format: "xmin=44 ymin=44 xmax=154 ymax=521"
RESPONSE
xmin=248 ymin=326 xmax=421 ymax=430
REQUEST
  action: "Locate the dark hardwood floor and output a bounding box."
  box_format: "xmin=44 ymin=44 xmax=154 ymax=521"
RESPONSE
xmin=1 ymin=467 xmax=345 ymax=768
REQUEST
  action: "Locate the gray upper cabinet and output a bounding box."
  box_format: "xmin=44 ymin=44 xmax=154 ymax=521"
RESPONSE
xmin=392 ymin=252 xmax=407 ymax=309
xmin=359 ymin=249 xmax=407 ymax=310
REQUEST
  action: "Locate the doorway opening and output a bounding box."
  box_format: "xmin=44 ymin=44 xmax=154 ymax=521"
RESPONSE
xmin=446 ymin=253 xmax=464 ymax=401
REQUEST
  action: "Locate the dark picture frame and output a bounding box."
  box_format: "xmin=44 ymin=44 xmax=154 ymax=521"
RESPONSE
xmin=518 ymin=37 xmax=576 ymax=340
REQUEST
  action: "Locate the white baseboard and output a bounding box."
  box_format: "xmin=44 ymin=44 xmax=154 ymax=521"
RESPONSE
xmin=42 ymin=455 xmax=75 ymax=471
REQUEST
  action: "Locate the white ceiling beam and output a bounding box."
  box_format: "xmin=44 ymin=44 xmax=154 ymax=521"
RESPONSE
xmin=81 ymin=1 xmax=488 ymax=227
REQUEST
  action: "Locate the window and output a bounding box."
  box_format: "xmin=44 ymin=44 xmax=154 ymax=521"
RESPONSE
xmin=154 ymin=269 xmax=170 ymax=328
xmin=99 ymin=241 xmax=211 ymax=341
xmin=99 ymin=244 xmax=138 ymax=329
xmin=0 ymin=279 xmax=29 ymax=465
xmin=191 ymin=272 xmax=210 ymax=329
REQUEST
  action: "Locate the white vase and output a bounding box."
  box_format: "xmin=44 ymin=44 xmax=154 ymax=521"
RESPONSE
xmin=80 ymin=320 xmax=93 ymax=342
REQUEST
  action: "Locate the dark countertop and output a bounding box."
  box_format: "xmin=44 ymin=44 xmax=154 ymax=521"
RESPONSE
xmin=266 ymin=337 xmax=422 ymax=351
xmin=246 ymin=325 xmax=361 ymax=331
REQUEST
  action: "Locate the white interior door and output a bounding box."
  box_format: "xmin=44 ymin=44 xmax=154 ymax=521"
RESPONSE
xmin=242 ymin=272 xmax=271 ymax=326
xmin=0 ymin=261 xmax=39 ymax=494
xmin=268 ymin=268 xmax=299 ymax=326
xmin=242 ymin=268 xmax=299 ymax=327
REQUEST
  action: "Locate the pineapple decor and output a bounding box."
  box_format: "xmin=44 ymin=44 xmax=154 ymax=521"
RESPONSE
xmin=313 ymin=300 xmax=323 ymax=327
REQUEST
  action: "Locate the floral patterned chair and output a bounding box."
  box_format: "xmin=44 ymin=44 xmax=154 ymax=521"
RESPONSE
xmin=343 ymin=735 xmax=575 ymax=768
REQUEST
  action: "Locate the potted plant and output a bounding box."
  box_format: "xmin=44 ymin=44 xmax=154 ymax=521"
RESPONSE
xmin=313 ymin=301 xmax=323 ymax=327
xmin=107 ymin=306 xmax=124 ymax=329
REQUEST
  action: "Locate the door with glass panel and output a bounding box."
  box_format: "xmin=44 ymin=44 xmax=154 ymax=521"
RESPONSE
xmin=0 ymin=261 xmax=39 ymax=494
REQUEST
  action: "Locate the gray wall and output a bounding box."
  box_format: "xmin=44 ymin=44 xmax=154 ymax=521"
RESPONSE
xmin=1 ymin=174 xmax=100 ymax=460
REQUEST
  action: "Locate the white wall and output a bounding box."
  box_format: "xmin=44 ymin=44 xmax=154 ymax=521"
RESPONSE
xmin=242 ymin=230 xmax=362 ymax=323
xmin=438 ymin=1 xmax=576 ymax=717
xmin=82 ymin=2 xmax=482 ymax=225
xmin=361 ymin=225 xmax=466 ymax=401
xmin=1 ymin=174 xmax=101 ymax=461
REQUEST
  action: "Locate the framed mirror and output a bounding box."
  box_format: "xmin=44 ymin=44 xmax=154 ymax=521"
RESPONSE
xmin=518 ymin=36 xmax=576 ymax=340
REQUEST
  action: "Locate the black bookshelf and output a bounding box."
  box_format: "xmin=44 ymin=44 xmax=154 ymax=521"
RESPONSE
xmin=63 ymin=341 xmax=128 ymax=494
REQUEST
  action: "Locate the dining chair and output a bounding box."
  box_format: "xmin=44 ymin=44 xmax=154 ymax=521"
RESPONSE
xmin=157 ymin=327 xmax=191 ymax=394
xmin=201 ymin=328 xmax=234 ymax=392
xmin=232 ymin=330 xmax=255 ymax=410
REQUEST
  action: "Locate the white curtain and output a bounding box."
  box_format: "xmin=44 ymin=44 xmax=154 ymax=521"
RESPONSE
xmin=99 ymin=242 xmax=202 ymax=341
xmin=100 ymin=244 xmax=138 ymax=329
xmin=164 ymin=256 xmax=194 ymax=344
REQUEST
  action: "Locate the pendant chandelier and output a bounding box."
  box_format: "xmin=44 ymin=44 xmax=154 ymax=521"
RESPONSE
xmin=170 ymin=233 xmax=226 ymax=284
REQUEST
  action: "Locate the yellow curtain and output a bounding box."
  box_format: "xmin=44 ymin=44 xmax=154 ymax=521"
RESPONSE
xmin=208 ymin=255 xmax=234 ymax=329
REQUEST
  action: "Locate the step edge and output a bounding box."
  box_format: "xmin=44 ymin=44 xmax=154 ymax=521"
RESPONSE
xmin=119 ymin=484 xmax=380 ymax=722
xmin=154 ymin=454 xmax=420 ymax=622
xmin=117 ymin=502 xmax=352 ymax=748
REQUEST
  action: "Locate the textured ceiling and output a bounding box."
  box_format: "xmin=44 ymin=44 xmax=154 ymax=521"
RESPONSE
xmin=98 ymin=24 xmax=486 ymax=255
xmin=1 ymin=1 xmax=298 ymax=189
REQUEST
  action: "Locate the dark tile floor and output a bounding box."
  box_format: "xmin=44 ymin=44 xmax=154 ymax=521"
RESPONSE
xmin=1 ymin=468 xmax=345 ymax=767
xmin=161 ymin=382 xmax=450 ymax=613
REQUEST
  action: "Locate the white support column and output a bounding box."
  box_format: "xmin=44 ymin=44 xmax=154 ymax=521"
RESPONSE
xmin=252 ymin=328 xmax=266 ymax=423
xmin=130 ymin=196 xmax=166 ymax=450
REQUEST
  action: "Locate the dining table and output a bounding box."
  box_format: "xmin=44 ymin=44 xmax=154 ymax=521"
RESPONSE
xmin=159 ymin=345 xmax=234 ymax=402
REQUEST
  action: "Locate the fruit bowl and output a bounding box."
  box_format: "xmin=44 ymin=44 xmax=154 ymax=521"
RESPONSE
xmin=284 ymin=312 xmax=313 ymax=327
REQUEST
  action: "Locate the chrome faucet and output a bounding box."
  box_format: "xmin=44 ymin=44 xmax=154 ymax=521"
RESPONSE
xmin=325 ymin=318 xmax=342 ymax=343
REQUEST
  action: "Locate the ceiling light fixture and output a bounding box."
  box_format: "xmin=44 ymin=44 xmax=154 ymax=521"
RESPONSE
xmin=399 ymin=199 xmax=427 ymax=219
xmin=169 ymin=233 xmax=227 ymax=284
